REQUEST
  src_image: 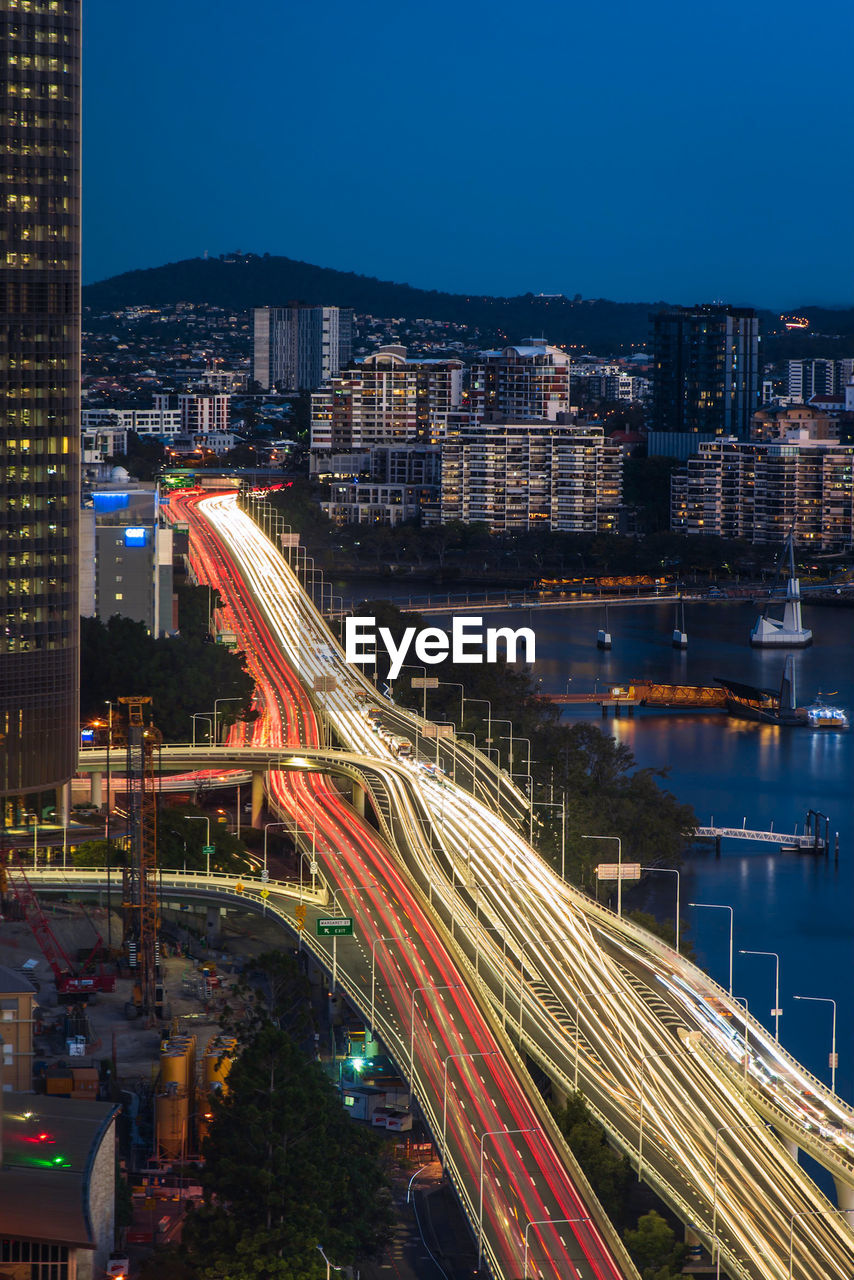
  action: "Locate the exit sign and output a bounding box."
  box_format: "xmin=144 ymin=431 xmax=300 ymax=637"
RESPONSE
xmin=316 ymin=917 xmax=353 ymax=937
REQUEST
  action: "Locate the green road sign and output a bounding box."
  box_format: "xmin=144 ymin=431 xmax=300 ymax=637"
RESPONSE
xmin=316 ymin=917 xmax=353 ymax=937
xmin=203 ymin=844 xmax=215 ymax=856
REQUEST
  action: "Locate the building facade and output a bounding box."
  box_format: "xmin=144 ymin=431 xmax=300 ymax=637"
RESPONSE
xmin=469 ymin=340 xmax=571 ymax=421
xmin=671 ymin=435 xmax=854 ymax=549
xmin=649 ymin=304 xmax=760 ymax=458
xmin=0 ymin=0 xmax=82 ymax=800
xmin=310 ymin=346 xmax=464 ymax=471
xmin=253 ymin=304 xmax=354 ymax=391
xmin=79 ymin=484 xmax=174 ymax=636
xmin=786 ymin=358 xmax=854 ymax=402
xmin=81 ymin=406 xmax=182 ymax=438
xmin=322 ymin=445 xmax=441 ymax=525
xmin=440 ymin=417 xmax=621 ymax=534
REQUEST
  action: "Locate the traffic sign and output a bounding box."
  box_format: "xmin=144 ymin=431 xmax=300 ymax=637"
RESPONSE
xmin=203 ymin=844 xmax=215 ymax=857
xmin=313 ymin=675 xmax=338 ymax=693
xmin=411 ymin=676 xmax=439 ymax=689
xmin=235 ymin=883 xmax=245 ymax=895
xmin=294 ymin=903 xmax=307 ymax=932
xmin=596 ymin=862 xmax=641 ymax=880
xmin=260 ymin=888 xmax=270 ymax=899
xmin=316 ymin=917 xmax=353 ymax=937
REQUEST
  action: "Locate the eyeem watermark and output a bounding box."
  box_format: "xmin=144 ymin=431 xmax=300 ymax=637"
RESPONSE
xmin=344 ymin=616 xmax=536 ymax=680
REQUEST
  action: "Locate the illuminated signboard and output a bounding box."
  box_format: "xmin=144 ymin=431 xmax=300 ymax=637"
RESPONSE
xmin=124 ymin=526 xmax=148 ymax=547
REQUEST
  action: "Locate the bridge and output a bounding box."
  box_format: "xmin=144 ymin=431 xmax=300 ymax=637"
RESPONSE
xmin=696 ymin=809 xmax=834 ymax=855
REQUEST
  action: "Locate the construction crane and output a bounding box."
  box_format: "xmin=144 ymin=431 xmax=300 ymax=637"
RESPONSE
xmin=115 ymin=696 xmax=162 ymax=1021
xmin=5 ymin=857 xmax=115 ymax=999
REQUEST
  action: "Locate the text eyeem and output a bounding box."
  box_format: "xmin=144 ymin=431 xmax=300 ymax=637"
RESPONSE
xmin=343 ymin=616 xmax=536 ymax=680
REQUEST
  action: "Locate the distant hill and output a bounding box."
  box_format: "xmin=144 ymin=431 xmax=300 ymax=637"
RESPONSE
xmin=82 ymin=253 xmax=854 ymax=357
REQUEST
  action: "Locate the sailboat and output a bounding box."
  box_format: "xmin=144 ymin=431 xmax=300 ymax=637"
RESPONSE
xmin=597 ymin=605 xmax=612 ymax=650
xmin=750 ymin=531 xmax=812 ymax=648
xmin=672 ymin=597 xmax=688 ymax=649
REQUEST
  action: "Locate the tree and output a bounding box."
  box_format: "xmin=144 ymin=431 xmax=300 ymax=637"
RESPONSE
xmin=180 ymin=1023 xmax=391 ymax=1279
xmin=554 ymin=1092 xmax=632 ymax=1229
xmin=623 ymin=1210 xmax=687 ymax=1279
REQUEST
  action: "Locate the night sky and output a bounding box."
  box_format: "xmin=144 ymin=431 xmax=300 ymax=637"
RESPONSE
xmin=84 ymin=0 xmax=854 ymax=306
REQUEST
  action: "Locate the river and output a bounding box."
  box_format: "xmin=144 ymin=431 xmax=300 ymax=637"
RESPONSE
xmin=340 ymin=582 xmax=853 ymax=1105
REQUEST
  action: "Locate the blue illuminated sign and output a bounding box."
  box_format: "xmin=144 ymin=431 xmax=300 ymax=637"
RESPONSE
xmin=80 ymin=729 xmax=95 ymax=744
xmin=124 ymin=526 xmax=148 ymax=547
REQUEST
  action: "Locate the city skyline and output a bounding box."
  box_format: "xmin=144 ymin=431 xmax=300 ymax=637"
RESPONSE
xmin=83 ymin=0 xmax=854 ymax=307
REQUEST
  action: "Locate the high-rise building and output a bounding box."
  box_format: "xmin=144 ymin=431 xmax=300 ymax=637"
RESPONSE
xmin=252 ymin=304 xmax=353 ymax=390
xmin=470 ymin=340 xmax=571 ymax=421
xmin=649 ymin=304 xmax=760 ymax=458
xmin=154 ymin=392 xmax=230 ymax=436
xmin=309 ymin=346 xmax=464 ymax=472
xmin=671 ymin=435 xmax=854 ymax=549
xmin=440 ymin=416 xmax=622 ymax=534
xmin=786 ymin=358 xmax=854 ymax=402
xmin=0 ymin=0 xmax=81 ymax=803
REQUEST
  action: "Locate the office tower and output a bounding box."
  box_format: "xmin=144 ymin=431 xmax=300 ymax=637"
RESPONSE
xmin=650 ymin=304 xmax=760 ymax=458
xmin=470 ymin=339 xmax=571 ymax=420
xmin=310 ymin=346 xmax=464 ymax=466
xmin=79 ymin=483 xmax=173 ymax=636
xmin=0 ymin=0 xmax=81 ymax=803
xmin=252 ymin=304 xmax=353 ymax=390
xmin=440 ymin=417 xmax=622 ymax=533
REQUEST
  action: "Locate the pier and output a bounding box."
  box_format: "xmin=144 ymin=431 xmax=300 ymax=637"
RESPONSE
xmin=546 ymin=681 xmax=728 ymax=715
xmin=696 ymin=810 xmax=835 ymax=858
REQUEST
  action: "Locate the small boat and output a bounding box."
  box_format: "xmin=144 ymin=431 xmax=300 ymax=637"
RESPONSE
xmin=597 ymin=605 xmax=611 ymax=650
xmin=804 ymin=694 xmax=849 ymax=730
xmin=672 ymin=598 xmax=688 ymax=649
xmin=750 ymin=531 xmax=812 ymax=648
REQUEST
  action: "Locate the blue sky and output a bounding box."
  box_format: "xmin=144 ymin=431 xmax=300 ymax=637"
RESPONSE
xmin=84 ymin=0 xmax=854 ymax=306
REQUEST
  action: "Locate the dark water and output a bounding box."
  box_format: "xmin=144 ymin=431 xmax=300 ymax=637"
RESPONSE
xmin=532 ymin=597 xmax=854 ymax=1103
xmin=339 ymin=583 xmax=853 ymax=1101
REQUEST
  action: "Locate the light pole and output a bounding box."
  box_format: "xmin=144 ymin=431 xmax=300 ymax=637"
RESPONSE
xmin=711 ymin=1123 xmax=735 ymax=1267
xmin=641 ymin=866 xmax=681 ymax=952
xmin=523 ymin=1217 xmax=591 ymax=1280
xmin=213 ymin=696 xmax=242 ymax=744
xmin=638 ymin=1048 xmax=680 ymax=1183
xmin=574 ymin=989 xmax=623 ymax=1089
xmin=478 ymin=1127 xmax=540 ymax=1271
xmin=263 ymin=820 xmax=291 ymax=878
xmin=689 ymin=902 xmax=734 ymax=995
xmin=739 ymin=948 xmax=781 ymax=1040
xmin=533 ymin=799 xmax=566 ymax=880
xmin=492 ymin=718 xmax=514 ymax=771
xmin=191 ymin=713 xmax=213 ymax=746
xmin=788 ymin=1208 xmax=844 ymax=1280
xmin=316 ymin=1245 xmax=342 ymax=1280
xmin=370 ymin=934 xmax=411 ymax=1032
xmin=441 ymin=1051 xmax=498 ymax=1171
xmin=793 ymin=995 xmax=837 ymax=1093
xmin=409 ymin=985 xmax=459 ymax=1100
xmin=456 ymin=730 xmax=479 ymax=803
xmin=185 ymin=815 xmax=211 ymax=873
xmin=582 ymin=834 xmax=623 ymax=917
xmin=732 ymin=996 xmax=751 ymax=1084
xmin=437 ymin=681 xmax=465 ymax=723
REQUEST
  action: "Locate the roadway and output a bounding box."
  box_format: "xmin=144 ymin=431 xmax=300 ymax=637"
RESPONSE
xmin=189 ymin=488 xmax=854 ymax=1280
xmin=165 ymin=489 xmax=639 ymax=1280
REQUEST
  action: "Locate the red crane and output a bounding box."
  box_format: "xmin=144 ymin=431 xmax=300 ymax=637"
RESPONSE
xmin=6 ymin=857 xmax=115 ymax=998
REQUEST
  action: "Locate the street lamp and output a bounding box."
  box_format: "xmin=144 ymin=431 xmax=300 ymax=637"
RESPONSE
xmin=409 ymin=985 xmax=459 ymax=1101
xmin=478 ymin=1127 xmax=540 ymax=1271
xmin=437 ymin=681 xmax=465 ymax=723
xmin=533 ymin=799 xmax=566 ymax=880
xmin=456 ymin=730 xmax=479 ymax=803
xmin=316 ymin=1245 xmax=342 ymax=1280
xmin=638 ymin=1048 xmax=680 ymax=1183
xmin=370 ymin=934 xmax=411 ymax=1032
xmin=641 ymin=866 xmax=680 ymax=952
xmin=711 ymin=1123 xmax=735 ymax=1268
xmin=185 ymin=815 xmax=211 ymax=873
xmin=689 ymin=902 xmax=734 ymax=995
xmin=328 ymin=883 xmax=380 ymax=993
xmin=739 ymin=948 xmax=782 ymax=1040
xmin=788 ymin=1208 xmax=845 ymax=1280
xmin=523 ymin=1217 xmax=591 ymax=1280
xmin=191 ymin=713 xmax=213 ymax=746
xmin=793 ymin=995 xmax=837 ymax=1093
xmin=263 ymin=820 xmax=291 ymax=877
xmin=441 ymin=1051 xmax=498 ymax=1171
xmin=213 ymin=696 xmax=242 ymax=744
xmin=582 ymin=834 xmax=623 ymax=917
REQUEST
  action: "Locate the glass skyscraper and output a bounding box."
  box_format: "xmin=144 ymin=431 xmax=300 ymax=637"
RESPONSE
xmin=0 ymin=0 xmax=81 ymax=800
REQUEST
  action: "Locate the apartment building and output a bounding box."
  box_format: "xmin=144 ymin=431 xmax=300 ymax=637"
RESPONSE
xmin=154 ymin=393 xmax=230 ymax=435
xmin=671 ymin=435 xmax=854 ymax=549
xmin=322 ymin=445 xmax=441 ymax=525
xmin=310 ymin=346 xmax=464 ymax=472
xmin=469 ymin=340 xmax=571 ymax=421
xmin=787 ymin=358 xmax=854 ymax=402
xmin=440 ymin=417 xmax=621 ymax=534
xmin=82 ymin=407 xmax=183 ymax=438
